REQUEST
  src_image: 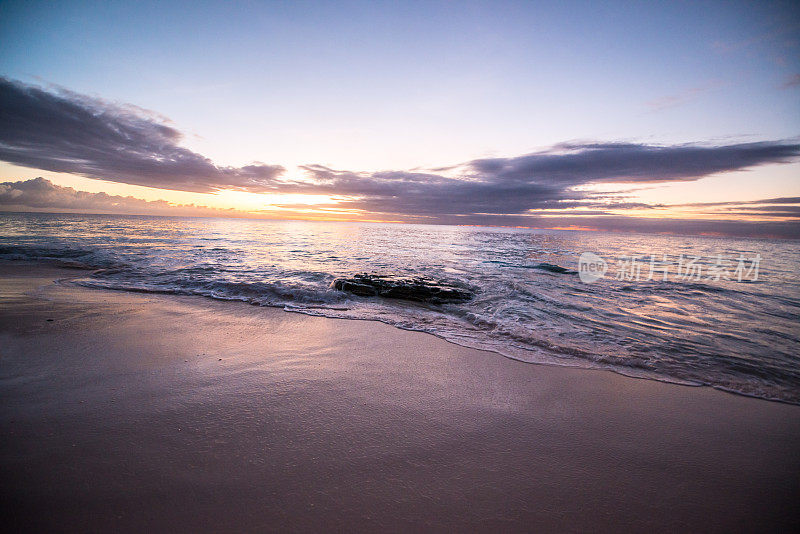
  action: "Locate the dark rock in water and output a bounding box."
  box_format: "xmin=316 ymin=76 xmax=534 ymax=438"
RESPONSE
xmin=529 ymin=262 xmax=577 ymax=274
xmin=332 ymin=274 xmax=473 ymax=303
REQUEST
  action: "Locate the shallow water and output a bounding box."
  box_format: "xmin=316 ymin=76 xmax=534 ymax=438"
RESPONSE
xmin=2 ymin=211 xmax=798 ymax=403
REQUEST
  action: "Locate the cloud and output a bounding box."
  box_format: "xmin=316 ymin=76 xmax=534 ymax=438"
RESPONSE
xmin=0 ymin=77 xmax=284 ymax=193
xmin=2 ymin=178 xmax=799 ymax=239
xmin=716 ymin=204 xmax=800 ymax=217
xmin=671 ymin=196 xmax=800 ymax=208
xmin=645 ymin=81 xmax=722 ymax=110
xmin=0 ymin=177 xmax=249 ymax=217
xmin=1 ymin=77 xmax=799 ymax=232
xmin=467 ymin=141 xmax=800 ymax=184
xmin=289 ymin=141 xmax=800 ymax=217
xmin=782 ymin=73 xmax=800 ymax=88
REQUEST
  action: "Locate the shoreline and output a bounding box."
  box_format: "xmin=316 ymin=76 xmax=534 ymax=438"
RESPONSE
xmin=51 ymin=262 xmax=792 ymax=406
xmin=2 ymin=264 xmax=799 ymax=532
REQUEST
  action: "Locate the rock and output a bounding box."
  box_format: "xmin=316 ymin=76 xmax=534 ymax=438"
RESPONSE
xmin=528 ymin=262 xmax=577 ymax=274
xmin=332 ymin=274 xmax=472 ymax=303
xmin=335 ymin=280 xmax=378 ymax=297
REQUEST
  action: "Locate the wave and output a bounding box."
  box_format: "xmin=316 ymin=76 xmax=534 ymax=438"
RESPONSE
xmin=75 ymin=277 xmax=349 ymax=307
xmin=3 ymin=222 xmax=799 ymax=406
xmin=63 ymin=270 xmax=800 ymax=405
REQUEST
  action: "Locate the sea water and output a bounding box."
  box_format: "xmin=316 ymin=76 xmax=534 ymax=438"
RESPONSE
xmin=2 ymin=211 xmax=798 ymax=403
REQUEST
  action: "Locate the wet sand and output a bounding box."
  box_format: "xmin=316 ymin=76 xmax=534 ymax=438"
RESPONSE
xmin=1 ymin=264 xmax=799 ymax=532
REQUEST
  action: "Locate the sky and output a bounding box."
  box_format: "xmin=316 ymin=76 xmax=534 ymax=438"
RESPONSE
xmin=0 ymin=0 xmax=799 ymax=237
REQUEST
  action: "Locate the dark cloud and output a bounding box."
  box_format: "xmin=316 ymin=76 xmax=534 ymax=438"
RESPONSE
xmin=0 ymin=78 xmax=284 ymax=193
xmin=464 ymin=141 xmax=800 ymax=185
xmin=292 ymin=140 xmax=800 ymax=217
xmin=758 ymin=197 xmax=800 ymax=204
xmin=294 ymin=165 xmax=570 ymax=215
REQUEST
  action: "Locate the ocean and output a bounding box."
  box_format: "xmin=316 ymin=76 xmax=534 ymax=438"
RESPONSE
xmin=1 ymin=211 xmax=798 ymax=403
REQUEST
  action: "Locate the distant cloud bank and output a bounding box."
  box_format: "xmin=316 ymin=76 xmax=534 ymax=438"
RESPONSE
xmin=0 ymin=177 xmax=246 ymax=218
xmin=2 ymin=177 xmax=798 ymax=239
xmin=1 ymin=77 xmax=800 ymax=238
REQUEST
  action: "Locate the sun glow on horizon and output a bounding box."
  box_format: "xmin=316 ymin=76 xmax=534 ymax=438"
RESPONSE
xmin=211 ymin=189 xmax=341 ymax=211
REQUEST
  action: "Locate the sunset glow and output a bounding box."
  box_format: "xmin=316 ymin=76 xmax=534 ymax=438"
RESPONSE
xmin=1 ymin=0 xmax=798 ymax=237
